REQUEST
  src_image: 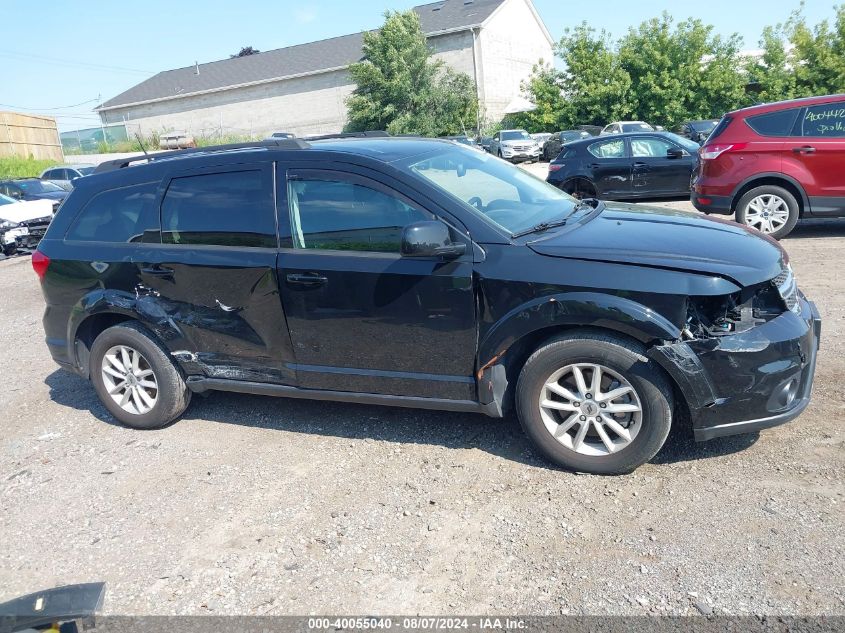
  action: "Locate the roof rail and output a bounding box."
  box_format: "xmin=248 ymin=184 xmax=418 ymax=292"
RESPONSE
xmin=92 ymin=138 xmax=311 ymax=174
xmin=305 ymin=130 xmax=391 ymax=141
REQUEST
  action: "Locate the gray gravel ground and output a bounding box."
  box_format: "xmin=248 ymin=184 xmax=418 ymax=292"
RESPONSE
xmin=0 ymin=186 xmax=843 ymax=616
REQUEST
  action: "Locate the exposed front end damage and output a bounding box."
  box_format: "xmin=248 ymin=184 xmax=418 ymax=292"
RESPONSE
xmin=650 ymin=266 xmax=821 ymax=441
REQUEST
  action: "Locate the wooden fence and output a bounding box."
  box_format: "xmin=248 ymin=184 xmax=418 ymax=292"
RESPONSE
xmin=0 ymin=111 xmax=64 ymax=161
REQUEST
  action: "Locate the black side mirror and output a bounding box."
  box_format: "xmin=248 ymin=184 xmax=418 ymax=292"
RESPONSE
xmin=666 ymin=148 xmax=684 ymax=159
xmin=401 ymin=221 xmax=466 ymax=260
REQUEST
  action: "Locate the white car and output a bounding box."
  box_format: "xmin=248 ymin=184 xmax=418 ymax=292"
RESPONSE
xmin=489 ymin=129 xmax=543 ymax=162
xmin=39 ymin=164 xmax=96 ymax=191
xmin=0 ymin=194 xmax=54 ymax=256
xmin=600 ymin=121 xmax=656 ymax=135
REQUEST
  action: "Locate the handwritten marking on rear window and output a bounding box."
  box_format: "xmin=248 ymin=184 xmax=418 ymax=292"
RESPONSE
xmin=804 ymin=108 xmax=845 ymax=122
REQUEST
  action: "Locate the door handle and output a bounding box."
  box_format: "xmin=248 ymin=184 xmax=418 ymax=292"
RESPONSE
xmin=633 ymin=162 xmax=648 ymax=167
xmin=792 ymin=146 xmax=816 ymax=154
xmin=286 ymin=272 xmax=328 ymax=287
xmin=140 ymin=265 xmax=174 ymax=276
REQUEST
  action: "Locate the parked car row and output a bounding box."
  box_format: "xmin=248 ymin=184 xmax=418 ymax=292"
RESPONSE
xmin=538 ymin=94 xmax=845 ymax=239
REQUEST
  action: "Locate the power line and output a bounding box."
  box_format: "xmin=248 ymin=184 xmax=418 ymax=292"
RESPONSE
xmin=0 ymin=49 xmax=155 ymax=75
xmin=0 ymin=98 xmax=101 ymax=111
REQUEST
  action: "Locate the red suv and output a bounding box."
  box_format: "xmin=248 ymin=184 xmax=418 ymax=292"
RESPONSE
xmin=692 ymin=94 xmax=845 ymax=239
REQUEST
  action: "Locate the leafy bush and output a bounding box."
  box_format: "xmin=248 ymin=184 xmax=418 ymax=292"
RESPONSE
xmin=0 ymin=156 xmax=56 ymax=179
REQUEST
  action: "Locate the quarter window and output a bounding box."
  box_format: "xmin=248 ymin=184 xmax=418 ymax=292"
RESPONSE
xmin=161 ymin=169 xmax=275 ymax=248
xmin=66 ymin=182 xmax=159 ymax=243
xmin=746 ymin=109 xmax=800 ymax=137
xmin=799 ymin=103 xmax=845 ymax=137
xmin=287 ymin=177 xmax=430 ymax=252
xmin=588 ymin=139 xmax=626 ymax=158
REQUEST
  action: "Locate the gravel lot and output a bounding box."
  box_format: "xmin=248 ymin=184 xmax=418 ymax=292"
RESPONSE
xmin=1 ymin=170 xmax=843 ymax=616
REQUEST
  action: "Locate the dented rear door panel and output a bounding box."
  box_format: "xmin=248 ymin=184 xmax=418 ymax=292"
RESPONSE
xmin=133 ymin=245 xmax=295 ymax=384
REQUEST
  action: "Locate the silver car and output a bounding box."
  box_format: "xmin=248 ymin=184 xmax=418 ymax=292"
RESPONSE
xmin=40 ymin=164 xmax=96 ymax=191
xmin=489 ymin=129 xmax=542 ymax=162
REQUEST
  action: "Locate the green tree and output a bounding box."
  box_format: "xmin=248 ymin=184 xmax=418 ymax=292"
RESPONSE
xmin=744 ymin=24 xmax=796 ymax=104
xmin=617 ymin=13 xmax=745 ymax=128
xmin=556 ymin=24 xmax=633 ymax=127
xmin=345 ymin=10 xmax=478 ymax=136
xmin=506 ymin=62 xmax=566 ymax=132
xmin=786 ymin=4 xmax=845 ymax=95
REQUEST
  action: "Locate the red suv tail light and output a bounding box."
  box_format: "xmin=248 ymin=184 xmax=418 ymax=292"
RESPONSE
xmin=32 ymin=250 xmax=50 ymax=280
xmin=699 ymin=142 xmax=747 ymax=160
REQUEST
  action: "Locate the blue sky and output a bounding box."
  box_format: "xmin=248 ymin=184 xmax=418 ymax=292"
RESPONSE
xmin=2 ymin=0 xmax=835 ymax=131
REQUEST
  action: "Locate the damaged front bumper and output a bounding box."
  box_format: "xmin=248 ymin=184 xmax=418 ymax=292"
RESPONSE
xmin=650 ymin=294 xmax=821 ymax=441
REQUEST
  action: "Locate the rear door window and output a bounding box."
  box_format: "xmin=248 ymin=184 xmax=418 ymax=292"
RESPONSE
xmin=630 ymin=137 xmax=675 ymax=158
xmin=161 ymin=167 xmax=276 ymax=248
xmin=746 ymin=108 xmax=800 ymax=137
xmin=799 ymin=103 xmax=845 ymax=137
xmin=66 ymin=182 xmax=160 ymax=243
xmin=588 ymin=139 xmax=626 ymax=158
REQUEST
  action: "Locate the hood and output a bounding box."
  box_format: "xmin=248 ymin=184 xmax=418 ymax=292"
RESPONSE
xmin=502 ymin=138 xmax=538 ymax=146
xmin=25 ymin=190 xmax=67 ymax=202
xmin=527 ymin=203 xmax=785 ymax=287
xmin=0 ymin=199 xmax=54 ymax=223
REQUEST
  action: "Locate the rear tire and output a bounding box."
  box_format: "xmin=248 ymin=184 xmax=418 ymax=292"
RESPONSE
xmin=90 ymin=322 xmax=191 ymax=429
xmin=515 ymin=331 xmax=673 ymax=475
xmin=735 ymin=185 xmax=799 ymax=240
xmin=562 ymin=178 xmax=597 ymax=200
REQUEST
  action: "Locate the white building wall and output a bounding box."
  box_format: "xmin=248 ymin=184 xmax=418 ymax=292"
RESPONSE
xmin=428 ymin=30 xmax=477 ymax=79
xmin=100 ymin=69 xmax=355 ymax=138
xmin=100 ymin=1 xmax=552 ymax=137
xmin=477 ymin=0 xmax=553 ymax=124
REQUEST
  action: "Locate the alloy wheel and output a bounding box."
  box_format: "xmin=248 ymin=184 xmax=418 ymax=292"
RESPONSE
xmin=101 ymin=344 xmax=159 ymax=415
xmin=539 ymin=363 xmax=642 ymax=457
xmin=743 ymin=194 xmax=790 ymax=234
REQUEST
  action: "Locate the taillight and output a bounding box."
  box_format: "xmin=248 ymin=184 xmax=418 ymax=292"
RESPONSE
xmin=548 ymin=164 xmax=563 ymax=171
xmin=32 ymin=250 xmax=50 ymax=280
xmin=699 ymin=142 xmax=747 ymax=160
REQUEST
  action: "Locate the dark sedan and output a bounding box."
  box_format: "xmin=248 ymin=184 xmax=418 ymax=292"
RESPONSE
xmin=546 ymin=132 xmax=701 ymax=200
xmin=675 ymin=119 xmax=719 ymax=144
xmin=0 ymin=179 xmax=68 ymax=212
xmin=541 ymin=130 xmax=592 ymax=161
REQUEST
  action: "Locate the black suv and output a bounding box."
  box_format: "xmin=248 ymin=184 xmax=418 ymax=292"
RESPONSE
xmin=34 ymin=137 xmax=821 ymax=474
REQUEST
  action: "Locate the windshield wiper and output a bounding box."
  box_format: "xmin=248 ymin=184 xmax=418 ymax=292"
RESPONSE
xmin=573 ymin=197 xmax=604 ymax=212
xmin=512 ymin=218 xmax=568 ymax=238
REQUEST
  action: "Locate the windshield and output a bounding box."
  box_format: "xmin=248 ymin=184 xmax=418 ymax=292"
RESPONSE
xmin=501 ymin=130 xmax=532 ymax=141
xmin=18 ymin=180 xmax=64 ymax=193
xmin=562 ymin=131 xmax=590 ymax=141
xmin=77 ymin=166 xmax=95 ymax=175
xmin=0 ymin=193 xmax=16 ymax=206
xmin=402 ymin=146 xmax=578 ymax=236
xmin=622 ymin=123 xmax=654 ymax=132
xmin=690 ymin=120 xmax=717 ymax=133
xmin=662 ymin=132 xmax=701 ymax=152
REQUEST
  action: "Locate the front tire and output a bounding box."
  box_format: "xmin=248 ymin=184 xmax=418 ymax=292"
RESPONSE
xmin=735 ymin=185 xmax=799 ymax=240
xmin=90 ymin=322 xmax=191 ymax=429
xmin=515 ymin=331 xmax=673 ymax=475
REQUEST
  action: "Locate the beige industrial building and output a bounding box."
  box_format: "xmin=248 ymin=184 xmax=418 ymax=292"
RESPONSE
xmin=96 ymin=0 xmax=553 ymax=137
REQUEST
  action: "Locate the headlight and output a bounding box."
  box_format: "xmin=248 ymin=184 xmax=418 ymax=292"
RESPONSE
xmin=685 ymin=282 xmax=787 ymax=339
xmin=0 ymin=219 xmax=19 ymax=230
